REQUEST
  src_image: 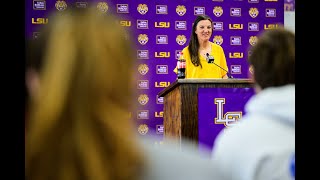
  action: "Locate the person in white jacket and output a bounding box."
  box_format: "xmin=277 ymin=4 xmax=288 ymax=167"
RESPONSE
xmin=211 ymin=27 xmax=295 ymax=180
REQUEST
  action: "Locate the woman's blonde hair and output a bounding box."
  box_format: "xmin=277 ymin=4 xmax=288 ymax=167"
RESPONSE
xmin=26 ymin=6 xmax=145 ymax=180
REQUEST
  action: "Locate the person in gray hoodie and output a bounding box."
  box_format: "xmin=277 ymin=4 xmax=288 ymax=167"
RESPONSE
xmin=211 ymin=27 xmax=295 ymax=180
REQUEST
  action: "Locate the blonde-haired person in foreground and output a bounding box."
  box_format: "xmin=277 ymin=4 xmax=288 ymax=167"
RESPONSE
xmin=211 ymin=27 xmax=295 ymax=180
xmin=25 ymin=6 xmax=222 ymax=180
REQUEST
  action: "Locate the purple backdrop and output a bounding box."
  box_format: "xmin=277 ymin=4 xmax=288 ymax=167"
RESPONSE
xmin=26 ymin=0 xmax=284 ymax=145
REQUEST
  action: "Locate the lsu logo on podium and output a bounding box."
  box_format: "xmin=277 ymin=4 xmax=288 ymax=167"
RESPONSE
xmin=155 ymin=22 xmax=170 ymax=28
xmin=32 ymin=18 xmax=48 ymax=24
xmin=229 ymin=23 xmax=243 ymax=29
xmin=155 ymin=82 xmax=170 ymax=88
xmin=229 ymin=52 xmax=243 ymax=58
xmin=155 ymin=52 xmax=170 ymax=58
xmin=120 ymin=20 xmax=131 ymax=27
xmin=155 ymin=111 xmax=164 ymax=118
xmin=214 ymin=98 xmax=242 ymax=127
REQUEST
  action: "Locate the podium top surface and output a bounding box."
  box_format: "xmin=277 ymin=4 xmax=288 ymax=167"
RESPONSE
xmin=158 ymin=78 xmax=253 ymax=97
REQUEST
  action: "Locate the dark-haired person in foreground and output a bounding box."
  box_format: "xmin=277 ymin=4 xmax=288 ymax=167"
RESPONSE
xmin=211 ymin=27 xmax=295 ymax=180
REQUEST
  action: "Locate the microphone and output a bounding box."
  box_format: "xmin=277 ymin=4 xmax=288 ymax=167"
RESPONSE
xmin=206 ymin=53 xmax=233 ymax=79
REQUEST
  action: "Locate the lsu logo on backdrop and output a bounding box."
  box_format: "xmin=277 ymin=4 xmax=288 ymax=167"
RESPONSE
xmin=138 ymin=34 xmax=148 ymax=45
xmin=264 ymin=23 xmax=279 ymax=30
xmin=229 ymin=23 xmax=243 ymax=30
xmin=156 ymin=65 xmax=168 ymax=74
xmin=137 ymin=50 xmax=149 ymax=59
xmin=156 ymin=95 xmax=164 ymax=104
xmin=32 ymin=18 xmax=48 ymax=24
xmin=97 ymin=2 xmax=108 ymax=13
xmin=120 ymin=20 xmax=131 ymax=27
xmin=138 ymin=94 xmax=149 ymax=105
xmin=156 ymin=5 xmax=168 ymax=14
xmin=137 ymin=20 xmax=148 ymax=29
xmin=265 ymin=9 xmax=276 ymax=17
xmin=229 ymin=52 xmax=243 ymax=58
xmin=156 ymin=125 xmax=164 ymax=134
xmin=155 ymin=52 xmax=170 ymax=58
xmin=76 ymin=2 xmax=88 ymax=8
xmin=248 ymin=0 xmax=259 ymax=3
xmin=55 ymin=0 xmax=67 ymax=11
xmin=213 ymin=22 xmax=223 ymax=31
xmin=156 ymin=35 xmax=168 ymax=44
xmin=137 ymin=4 xmax=148 ymax=15
xmin=194 ymin=7 xmax=205 ymax=15
xmin=175 ymin=50 xmax=182 ymax=59
xmin=155 ymin=82 xmax=170 ymax=88
xmin=137 ymin=110 xmax=149 ymax=120
xmin=33 ymin=32 xmax=40 ymax=39
xmin=176 ymin=5 xmax=187 ymax=16
xmin=138 ymin=124 xmax=149 ymax=135
xmin=137 ymin=80 xmax=149 ymax=89
xmin=213 ymin=6 xmax=223 ymax=17
xmin=117 ymin=4 xmax=129 ymax=13
xmin=231 ymin=65 xmax=242 ymax=74
xmin=155 ymin=111 xmax=164 ymax=118
xmin=230 ymin=36 xmax=242 ymax=45
xmin=248 ymin=22 xmax=259 ymax=31
xmin=230 ymin=8 xmax=241 ymax=17
xmin=138 ymin=64 xmax=149 ymax=75
xmin=175 ymin=21 xmax=187 ymax=30
xmin=214 ymin=98 xmax=242 ymax=127
xmin=265 ymin=0 xmax=278 ymax=1
xmin=155 ymin=22 xmax=170 ymax=28
xmin=176 ymin=35 xmax=187 ymax=46
xmin=249 ymin=36 xmax=258 ymax=46
xmin=33 ymin=0 xmax=46 ymax=10
xmin=249 ymin=8 xmax=259 ymax=18
xmin=213 ymin=35 xmax=223 ymax=45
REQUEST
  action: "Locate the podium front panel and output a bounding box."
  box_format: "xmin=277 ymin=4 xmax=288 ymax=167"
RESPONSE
xmin=198 ymin=87 xmax=254 ymax=152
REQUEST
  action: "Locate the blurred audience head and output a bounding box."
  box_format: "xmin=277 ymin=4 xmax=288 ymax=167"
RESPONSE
xmin=248 ymin=27 xmax=295 ymax=91
xmin=25 ymin=6 xmax=144 ymax=180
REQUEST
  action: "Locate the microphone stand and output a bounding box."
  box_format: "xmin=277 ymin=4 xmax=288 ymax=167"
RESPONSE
xmin=206 ymin=53 xmax=233 ymax=79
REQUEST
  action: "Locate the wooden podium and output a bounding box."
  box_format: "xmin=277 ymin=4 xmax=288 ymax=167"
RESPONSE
xmin=158 ymin=78 xmax=253 ymax=148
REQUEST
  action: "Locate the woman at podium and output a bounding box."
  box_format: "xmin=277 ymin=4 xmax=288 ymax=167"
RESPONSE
xmin=174 ymin=15 xmax=229 ymax=79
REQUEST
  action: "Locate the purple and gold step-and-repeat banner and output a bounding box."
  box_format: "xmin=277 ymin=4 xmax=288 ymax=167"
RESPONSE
xmin=26 ymin=0 xmax=283 ymax=145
